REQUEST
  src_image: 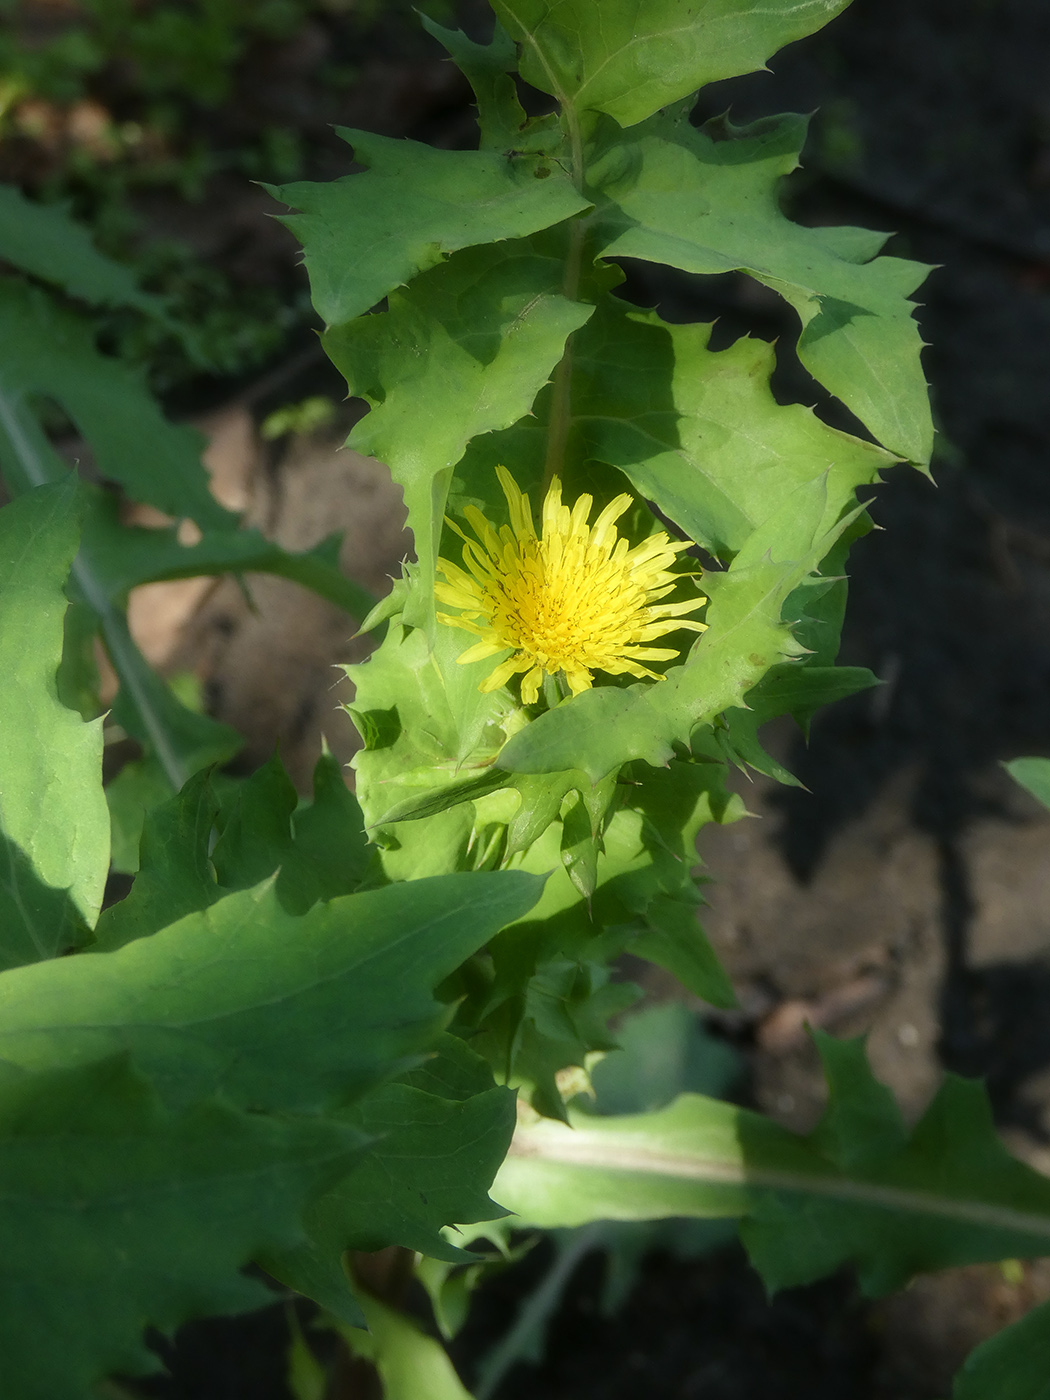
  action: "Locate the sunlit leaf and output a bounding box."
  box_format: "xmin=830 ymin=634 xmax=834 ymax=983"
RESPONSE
xmin=271 ymin=132 xmax=590 ymax=330
xmin=0 ymin=480 xmax=107 ymax=959
xmin=494 ymin=0 xmax=853 ymax=128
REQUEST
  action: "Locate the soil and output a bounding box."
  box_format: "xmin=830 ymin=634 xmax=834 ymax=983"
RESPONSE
xmin=23 ymin=0 xmax=1050 ymax=1394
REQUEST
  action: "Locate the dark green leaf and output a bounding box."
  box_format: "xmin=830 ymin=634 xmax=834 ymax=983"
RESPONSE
xmin=588 ymin=1002 xmax=741 ymax=1115
xmin=0 ymin=279 xmax=233 ymax=529
xmin=0 ymin=872 xmax=545 ymax=1113
xmin=94 ymin=769 xmax=221 ymax=951
xmin=271 ymin=1072 xmax=514 ymax=1315
xmin=954 ymin=1296 xmax=1050 ymax=1400
xmin=284 ymin=749 xmax=371 ymax=908
xmin=210 ymin=751 xmax=300 ymax=891
xmin=631 ymin=894 xmax=736 ymax=1008
xmin=0 ymin=1055 xmax=362 ymax=1400
xmin=80 ymin=487 xmax=375 ymax=621
xmin=0 ymin=186 xmax=165 ymax=316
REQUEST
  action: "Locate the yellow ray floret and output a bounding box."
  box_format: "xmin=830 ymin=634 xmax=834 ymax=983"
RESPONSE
xmin=435 ymin=466 xmax=708 ymax=706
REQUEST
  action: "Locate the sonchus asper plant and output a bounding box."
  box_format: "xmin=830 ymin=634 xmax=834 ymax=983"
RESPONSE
xmin=0 ymin=4 xmax=1046 ymax=1399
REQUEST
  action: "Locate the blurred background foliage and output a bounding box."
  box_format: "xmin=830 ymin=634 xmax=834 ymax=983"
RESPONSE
xmin=0 ymin=0 xmax=455 ymax=392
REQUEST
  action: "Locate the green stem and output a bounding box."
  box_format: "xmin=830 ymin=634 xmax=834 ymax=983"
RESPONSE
xmin=473 ymin=1223 xmax=609 ymax=1400
xmin=537 ymin=67 xmax=587 ymax=496
xmin=0 ymin=383 xmax=189 ymax=792
xmin=542 ymin=216 xmax=584 ymax=496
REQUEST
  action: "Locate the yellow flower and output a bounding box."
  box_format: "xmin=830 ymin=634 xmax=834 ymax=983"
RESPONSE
xmin=435 ymin=466 xmax=708 ymax=705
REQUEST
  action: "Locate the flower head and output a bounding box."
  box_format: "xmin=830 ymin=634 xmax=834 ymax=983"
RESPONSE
xmin=435 ymin=466 xmax=707 ymax=705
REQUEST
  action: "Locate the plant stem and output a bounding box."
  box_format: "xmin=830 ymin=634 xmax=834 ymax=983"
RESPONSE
xmin=0 ymin=383 xmax=189 ymax=791
xmin=542 ymin=214 xmax=584 ymax=495
xmin=540 ymin=85 xmax=587 ymax=496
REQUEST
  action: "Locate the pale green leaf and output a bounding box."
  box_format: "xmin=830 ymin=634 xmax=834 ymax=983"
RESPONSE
xmin=1005 ymin=757 xmax=1050 ymax=814
xmin=326 ymin=240 xmax=592 ymax=616
xmin=0 ymin=480 xmax=108 ymax=955
xmin=338 ymin=1289 xmax=477 ymax=1400
xmin=567 ymin=297 xmax=895 ymax=556
xmin=495 ymin=1035 xmax=1050 ymax=1298
xmin=348 ymin=617 xmax=517 ymax=881
xmin=0 ymin=1055 xmax=362 ymax=1400
xmin=590 ymin=112 xmax=933 ymax=463
xmin=494 ymin=0 xmax=853 ymax=128
xmin=271 ymin=132 xmax=590 ymax=330
xmin=0 ymin=871 xmax=544 ymax=1113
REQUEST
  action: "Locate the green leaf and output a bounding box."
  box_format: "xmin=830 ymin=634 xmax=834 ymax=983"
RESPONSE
xmin=285 ymin=748 xmax=371 ymax=907
xmin=631 ymin=894 xmax=736 ymax=1008
xmin=98 ymin=752 xmax=371 ymax=949
xmin=494 ymin=1034 xmax=1050 ymax=1298
xmin=103 ymin=626 xmax=242 ymax=873
xmin=566 ymin=298 xmax=894 ymax=557
xmin=326 ymin=240 xmax=592 ymax=616
xmin=271 ymin=132 xmax=590 ymax=330
xmin=348 ymin=618 xmax=517 ymax=881
xmin=0 ymin=382 xmax=243 ymax=824
xmin=493 ymin=0 xmax=853 ymax=128
xmin=337 ymin=1289 xmax=477 ymax=1400
xmin=210 ymin=751 xmax=300 ymax=890
xmin=954 ymin=1296 xmax=1050 ymax=1400
xmin=0 ymin=186 xmax=164 ymax=315
xmin=270 ymin=1070 xmax=515 ymax=1317
xmin=0 ymin=480 xmax=108 ymax=958
xmin=0 ymin=278 xmax=233 ymax=529
xmin=0 ymin=1054 xmax=362 ymax=1400
xmin=0 ymin=872 xmax=544 ymax=1113
xmin=1005 ymin=757 xmax=1050 ymax=813
xmin=719 ymin=663 xmax=878 ymax=780
xmin=742 ymin=1035 xmax=1050 ymax=1296
xmin=94 ymin=769 xmax=221 ymax=951
xmin=375 ymin=768 xmax=515 ymax=827
xmin=587 ymin=1001 xmax=741 ymax=1116
xmin=590 ymin=112 xmax=933 ymax=464
xmin=421 ymin=17 xmax=556 ymax=155
xmin=80 ymin=487 xmax=376 ymax=621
